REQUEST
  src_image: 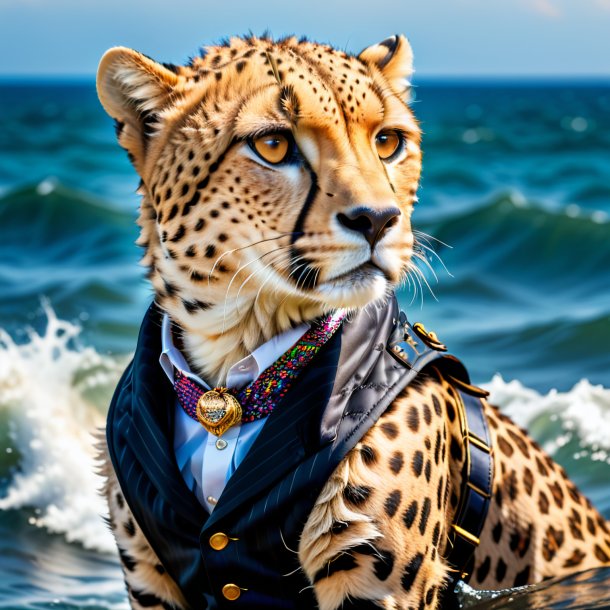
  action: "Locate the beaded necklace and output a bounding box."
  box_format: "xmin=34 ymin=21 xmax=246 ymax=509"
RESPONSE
xmin=174 ymin=311 xmax=345 ymax=437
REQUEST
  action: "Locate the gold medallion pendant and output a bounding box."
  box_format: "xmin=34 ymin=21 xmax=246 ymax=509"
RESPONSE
xmin=195 ymin=388 xmax=242 ymax=437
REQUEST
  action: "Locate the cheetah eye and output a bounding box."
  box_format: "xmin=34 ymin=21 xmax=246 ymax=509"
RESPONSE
xmin=375 ymin=129 xmax=404 ymax=161
xmin=250 ymin=132 xmax=292 ymax=165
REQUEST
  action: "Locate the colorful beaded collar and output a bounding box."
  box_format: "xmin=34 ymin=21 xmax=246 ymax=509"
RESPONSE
xmin=173 ymin=311 xmax=345 ymax=438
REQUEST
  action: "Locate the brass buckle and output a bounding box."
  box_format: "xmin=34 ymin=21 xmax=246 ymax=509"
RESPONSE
xmin=412 ymin=322 xmax=447 ymax=352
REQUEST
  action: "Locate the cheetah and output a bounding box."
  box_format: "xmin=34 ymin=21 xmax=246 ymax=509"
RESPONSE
xmin=96 ymin=33 xmax=610 ymax=609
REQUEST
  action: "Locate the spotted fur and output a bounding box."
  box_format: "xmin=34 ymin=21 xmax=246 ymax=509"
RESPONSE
xmin=300 ymin=373 xmax=610 ymax=609
xmin=96 ymin=34 xmax=610 ymax=609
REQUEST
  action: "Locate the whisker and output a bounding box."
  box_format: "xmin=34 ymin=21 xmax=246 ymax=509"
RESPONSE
xmin=234 ymin=249 xmax=291 ymax=314
xmin=291 ymin=258 xmax=310 ymax=292
xmin=402 ymin=265 xmax=414 ymax=300
xmin=222 ymin=245 xmax=292 ymax=333
xmin=407 ymin=263 xmax=424 ymax=308
xmin=209 ymin=232 xmax=298 ymax=285
xmin=413 ymin=229 xmax=453 ymax=250
xmin=236 ymin=248 xmax=308 ymax=322
xmin=296 ymin=260 xmax=318 ymax=293
xmin=413 ymin=250 xmax=439 ymax=284
xmin=411 ymin=264 xmax=439 ymax=303
xmin=414 ymin=240 xmax=453 ymax=278
xmin=251 ymin=251 xmax=294 ymax=315
xmin=268 ymin=252 xmax=313 ymax=311
xmin=407 ymin=269 xmax=418 ymax=307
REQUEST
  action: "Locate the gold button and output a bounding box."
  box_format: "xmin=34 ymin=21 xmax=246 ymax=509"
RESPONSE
xmin=209 ymin=532 xmax=229 ymax=551
xmin=222 ymin=583 xmax=241 ymax=601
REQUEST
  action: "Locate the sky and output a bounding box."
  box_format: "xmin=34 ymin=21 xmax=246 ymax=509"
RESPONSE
xmin=1 ymin=0 xmax=610 ymax=78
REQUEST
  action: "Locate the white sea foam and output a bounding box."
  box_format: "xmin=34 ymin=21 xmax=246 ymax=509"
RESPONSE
xmin=0 ymin=305 xmax=608 ymax=554
xmin=483 ymin=374 xmax=610 ymax=461
xmin=0 ymin=301 xmax=124 ymax=553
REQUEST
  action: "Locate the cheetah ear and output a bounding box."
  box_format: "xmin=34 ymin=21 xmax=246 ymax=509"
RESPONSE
xmin=97 ymin=47 xmax=182 ymax=170
xmin=358 ymin=35 xmax=413 ymax=99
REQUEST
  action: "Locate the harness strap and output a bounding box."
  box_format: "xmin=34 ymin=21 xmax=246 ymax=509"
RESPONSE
xmin=445 ymin=379 xmax=494 ymax=583
xmin=389 ymin=315 xmax=494 ymax=586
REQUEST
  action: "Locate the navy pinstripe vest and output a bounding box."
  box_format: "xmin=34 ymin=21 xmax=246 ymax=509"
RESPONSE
xmin=106 ymin=296 xmax=481 ymax=609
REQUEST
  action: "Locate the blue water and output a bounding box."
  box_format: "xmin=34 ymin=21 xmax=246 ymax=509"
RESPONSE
xmin=0 ymin=79 xmax=609 ymax=609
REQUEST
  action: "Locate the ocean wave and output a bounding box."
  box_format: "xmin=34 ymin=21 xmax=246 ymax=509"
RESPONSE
xmin=0 ymin=179 xmax=135 ymax=228
xmin=424 ymin=127 xmax=610 ymax=155
xmin=484 ymin=375 xmax=610 ymax=457
xmin=0 ymin=301 xmax=124 ymax=553
xmin=425 ymin=190 xmax=610 ymax=233
xmin=418 ymin=192 xmax=610 ymax=290
xmin=408 ymin=191 xmax=610 ymax=393
xmin=0 ymin=180 xmax=146 ymax=352
xmin=568 ymin=182 xmax=610 ymax=208
xmin=484 ymin=375 xmax=610 ymax=516
xmin=0 ymin=179 xmax=138 ymax=275
xmin=0 ymin=305 xmax=608 ymax=552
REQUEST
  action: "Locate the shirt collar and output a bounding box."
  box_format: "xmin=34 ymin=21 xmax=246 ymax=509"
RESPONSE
xmin=159 ymin=313 xmax=309 ymax=390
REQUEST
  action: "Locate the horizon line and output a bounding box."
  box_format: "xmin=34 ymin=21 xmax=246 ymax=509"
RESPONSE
xmin=1 ymin=74 xmax=610 ymax=84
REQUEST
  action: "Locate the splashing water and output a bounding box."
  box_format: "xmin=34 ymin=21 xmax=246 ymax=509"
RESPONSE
xmin=484 ymin=374 xmax=610 ymax=462
xmin=0 ymin=300 xmax=124 ymax=552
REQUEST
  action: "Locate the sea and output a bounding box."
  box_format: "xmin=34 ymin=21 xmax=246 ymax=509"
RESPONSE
xmin=0 ymin=79 xmax=609 ymax=609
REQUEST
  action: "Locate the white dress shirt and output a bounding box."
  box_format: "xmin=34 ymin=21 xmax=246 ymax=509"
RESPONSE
xmin=159 ymin=314 xmax=309 ymax=513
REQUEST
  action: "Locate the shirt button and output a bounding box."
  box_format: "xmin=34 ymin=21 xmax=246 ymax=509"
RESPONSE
xmin=222 ymin=584 xmax=241 ymax=601
xmin=207 ymin=496 xmax=218 ymax=506
xmin=216 ymin=438 xmax=228 ymax=450
xmin=209 ymin=532 xmax=229 ymax=551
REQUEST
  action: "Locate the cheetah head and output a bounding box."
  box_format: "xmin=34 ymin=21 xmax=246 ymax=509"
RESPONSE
xmin=97 ymin=35 xmax=421 ymax=380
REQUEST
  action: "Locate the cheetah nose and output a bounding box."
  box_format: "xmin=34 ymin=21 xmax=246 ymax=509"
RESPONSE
xmin=336 ymin=206 xmax=401 ymax=248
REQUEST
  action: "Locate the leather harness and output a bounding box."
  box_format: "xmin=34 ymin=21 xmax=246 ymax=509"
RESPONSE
xmin=389 ymin=310 xmax=494 ymax=584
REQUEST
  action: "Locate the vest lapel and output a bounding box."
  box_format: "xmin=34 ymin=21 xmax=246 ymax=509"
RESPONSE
xmin=122 ymin=305 xmax=208 ymax=525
